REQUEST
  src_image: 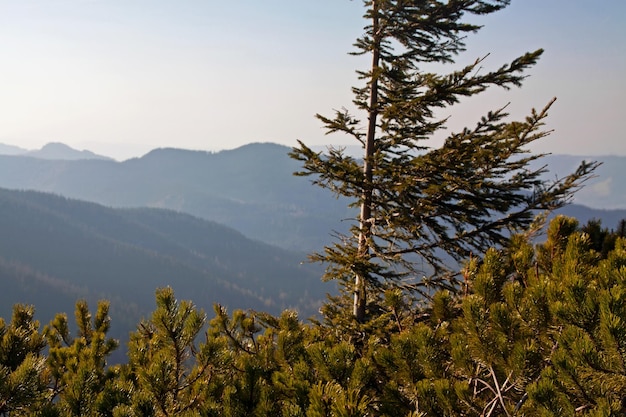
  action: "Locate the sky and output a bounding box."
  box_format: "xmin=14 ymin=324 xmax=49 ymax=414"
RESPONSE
xmin=0 ymin=0 xmax=624 ymax=161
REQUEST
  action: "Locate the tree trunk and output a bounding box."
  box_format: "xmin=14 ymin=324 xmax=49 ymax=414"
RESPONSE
xmin=354 ymin=1 xmax=380 ymax=322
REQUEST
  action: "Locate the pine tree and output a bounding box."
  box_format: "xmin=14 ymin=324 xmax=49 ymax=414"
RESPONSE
xmin=2 ymin=214 xmax=624 ymax=416
xmin=290 ymin=0 xmax=598 ymax=322
xmin=124 ymin=287 xmax=214 ymax=417
xmin=207 ymin=305 xmax=313 ymax=416
xmin=526 ymin=222 xmax=626 ymax=415
xmin=0 ymin=304 xmax=48 ymax=416
xmin=364 ymin=217 xmax=626 ymax=416
xmin=44 ymin=300 xmax=119 ymax=416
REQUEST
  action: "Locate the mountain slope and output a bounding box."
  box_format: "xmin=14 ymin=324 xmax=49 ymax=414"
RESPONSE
xmin=0 ymin=143 xmax=27 ymax=155
xmin=25 ymin=142 xmax=113 ymax=161
xmin=0 ymin=188 xmax=329 ymax=341
xmin=0 ymin=142 xmax=113 ymax=160
xmin=0 ymin=143 xmax=351 ymax=251
xmin=0 ymin=143 xmax=623 ymax=254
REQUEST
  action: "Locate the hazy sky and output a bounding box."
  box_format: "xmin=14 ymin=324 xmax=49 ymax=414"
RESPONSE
xmin=1 ymin=0 xmax=624 ymax=160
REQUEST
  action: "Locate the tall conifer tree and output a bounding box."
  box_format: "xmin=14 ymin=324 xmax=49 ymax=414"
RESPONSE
xmin=291 ymin=0 xmax=597 ymax=322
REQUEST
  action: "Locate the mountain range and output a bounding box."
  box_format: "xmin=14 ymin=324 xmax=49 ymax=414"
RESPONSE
xmin=0 ymin=142 xmax=354 ymax=252
xmin=0 ymin=142 xmax=113 ymax=161
xmin=0 ymin=141 xmax=625 ymax=346
xmin=0 ymin=188 xmax=328 ymax=344
xmin=1 ymin=142 xmax=625 ymax=252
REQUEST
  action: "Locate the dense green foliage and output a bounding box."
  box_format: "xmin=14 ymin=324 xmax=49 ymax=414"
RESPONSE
xmin=291 ymin=0 xmax=598 ymax=321
xmin=2 ymin=217 xmax=625 ymax=416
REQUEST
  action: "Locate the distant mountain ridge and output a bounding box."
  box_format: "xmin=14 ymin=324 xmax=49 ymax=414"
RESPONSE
xmin=0 ymin=142 xmax=112 ymax=160
xmin=527 ymin=154 xmax=626 ymax=210
xmin=0 ymin=188 xmax=328 ymax=343
xmin=1 ymin=143 xmax=625 ymax=349
xmin=0 ymin=142 xmax=624 ymax=253
xmin=0 ymin=142 xmax=353 ymax=251
xmin=0 ymin=143 xmax=27 ymax=155
xmin=25 ymin=142 xmax=113 ymax=161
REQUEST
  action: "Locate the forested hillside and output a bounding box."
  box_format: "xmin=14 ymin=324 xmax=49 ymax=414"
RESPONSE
xmin=0 ymin=188 xmax=328 ymax=343
xmin=0 ymin=143 xmax=352 ymax=252
xmin=0 ymin=143 xmax=624 ymax=255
